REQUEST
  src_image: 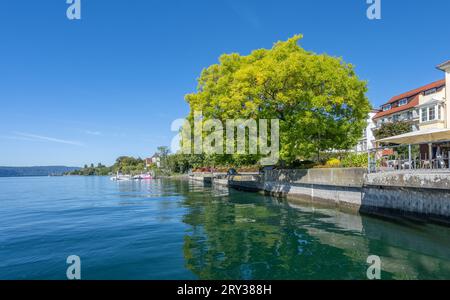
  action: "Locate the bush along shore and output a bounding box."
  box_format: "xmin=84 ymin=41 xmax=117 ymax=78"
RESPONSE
xmin=67 ymin=151 xmax=370 ymax=177
xmin=67 ymin=156 xmax=150 ymax=176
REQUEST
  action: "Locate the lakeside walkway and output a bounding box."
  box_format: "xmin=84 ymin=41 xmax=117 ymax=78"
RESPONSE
xmin=189 ymin=168 xmax=450 ymax=225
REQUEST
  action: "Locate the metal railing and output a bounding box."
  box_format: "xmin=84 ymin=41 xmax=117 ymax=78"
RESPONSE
xmin=367 ymin=142 xmax=450 ymax=174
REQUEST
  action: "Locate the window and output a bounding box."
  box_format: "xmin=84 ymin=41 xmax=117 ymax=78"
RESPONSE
xmin=407 ymin=111 xmax=413 ymax=120
xmin=398 ymin=98 xmax=408 ymax=106
xmin=393 ymin=114 xmax=399 ymax=122
xmin=424 ymin=88 xmax=437 ymax=96
xmin=421 ymin=108 xmax=427 ymax=122
xmin=421 ymin=105 xmax=442 ymax=123
xmin=429 ymin=106 xmax=435 ymax=121
xmin=383 ymin=104 xmax=391 ymax=111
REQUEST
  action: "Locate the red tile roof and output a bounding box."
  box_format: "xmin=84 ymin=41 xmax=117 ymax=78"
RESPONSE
xmin=387 ymin=79 xmax=445 ymax=104
xmin=373 ymin=95 xmax=419 ymax=120
xmin=373 ymin=79 xmax=445 ymax=120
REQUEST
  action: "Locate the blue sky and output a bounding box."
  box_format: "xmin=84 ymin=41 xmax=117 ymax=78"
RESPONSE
xmin=0 ymin=0 xmax=449 ymax=166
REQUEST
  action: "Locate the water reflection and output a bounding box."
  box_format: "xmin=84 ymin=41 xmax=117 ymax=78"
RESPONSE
xmin=180 ymin=180 xmax=450 ymax=280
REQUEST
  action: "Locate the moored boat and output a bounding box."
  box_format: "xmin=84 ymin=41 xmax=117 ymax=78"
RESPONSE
xmin=133 ymin=173 xmax=153 ymax=180
xmin=110 ymin=172 xmax=132 ymax=181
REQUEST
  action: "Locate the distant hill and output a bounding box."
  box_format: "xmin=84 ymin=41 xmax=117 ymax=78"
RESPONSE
xmin=0 ymin=166 xmax=81 ymax=177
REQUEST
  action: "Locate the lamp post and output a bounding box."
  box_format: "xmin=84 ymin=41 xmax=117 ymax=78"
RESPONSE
xmin=428 ymin=143 xmax=433 ymax=169
xmin=408 ymin=144 xmax=412 ymax=170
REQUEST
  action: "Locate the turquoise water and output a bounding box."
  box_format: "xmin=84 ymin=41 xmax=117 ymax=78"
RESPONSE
xmin=0 ymin=176 xmax=450 ymax=280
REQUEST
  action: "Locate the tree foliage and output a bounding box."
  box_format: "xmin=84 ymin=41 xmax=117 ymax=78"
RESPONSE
xmin=113 ymin=156 xmax=146 ymax=174
xmin=340 ymin=153 xmax=368 ymax=168
xmin=185 ymin=35 xmax=370 ymax=164
xmin=373 ymin=121 xmax=416 ymax=158
xmin=373 ymin=120 xmax=411 ymax=140
xmin=67 ymin=156 xmax=146 ymax=176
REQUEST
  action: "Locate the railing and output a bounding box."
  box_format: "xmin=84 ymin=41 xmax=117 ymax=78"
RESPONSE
xmin=370 ymin=156 xmax=450 ymax=172
xmin=367 ymin=142 xmax=450 ymax=173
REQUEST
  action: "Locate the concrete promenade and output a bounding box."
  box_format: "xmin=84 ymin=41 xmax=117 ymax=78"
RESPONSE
xmin=189 ymin=168 xmax=450 ymax=224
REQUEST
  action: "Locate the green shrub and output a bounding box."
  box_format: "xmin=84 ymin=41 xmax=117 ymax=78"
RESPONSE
xmin=325 ymin=158 xmax=341 ymax=168
xmin=341 ymin=153 xmax=368 ymax=168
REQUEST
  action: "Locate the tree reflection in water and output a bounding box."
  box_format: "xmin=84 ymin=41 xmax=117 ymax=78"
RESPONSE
xmin=178 ymin=179 xmax=450 ymax=280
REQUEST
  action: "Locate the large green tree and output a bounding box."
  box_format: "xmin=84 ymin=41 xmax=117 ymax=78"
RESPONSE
xmin=113 ymin=156 xmax=145 ymax=175
xmin=185 ymin=35 xmax=370 ymax=163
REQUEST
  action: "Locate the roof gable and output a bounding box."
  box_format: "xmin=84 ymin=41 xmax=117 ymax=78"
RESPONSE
xmin=374 ymin=79 xmax=445 ymax=120
xmin=373 ymin=95 xmax=419 ymax=120
xmin=437 ymin=60 xmax=450 ymax=71
xmin=387 ymin=79 xmax=445 ymax=104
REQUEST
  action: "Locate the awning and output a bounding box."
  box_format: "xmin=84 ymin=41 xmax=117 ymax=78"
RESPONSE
xmin=377 ymin=128 xmax=450 ymax=145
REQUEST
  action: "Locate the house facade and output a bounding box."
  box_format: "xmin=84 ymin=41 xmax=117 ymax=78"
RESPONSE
xmin=437 ymin=60 xmax=450 ymax=126
xmin=144 ymin=158 xmax=153 ymax=168
xmin=417 ymin=80 xmax=447 ymax=130
xmin=373 ymin=63 xmax=448 ymax=135
xmin=372 ymin=80 xmax=447 ymax=133
xmin=372 ymin=60 xmax=450 ymax=165
xmin=144 ymin=154 xmax=161 ymax=168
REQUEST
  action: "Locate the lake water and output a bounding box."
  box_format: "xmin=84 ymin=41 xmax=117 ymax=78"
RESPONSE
xmin=0 ymin=176 xmax=449 ymax=280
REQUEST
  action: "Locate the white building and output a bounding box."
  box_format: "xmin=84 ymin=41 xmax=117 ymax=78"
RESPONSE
xmin=355 ymin=109 xmax=379 ymax=152
xmin=373 ymin=60 xmax=450 ymax=163
xmin=144 ymin=154 xmax=161 ymax=168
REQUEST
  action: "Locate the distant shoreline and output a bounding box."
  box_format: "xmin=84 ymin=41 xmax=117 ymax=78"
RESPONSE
xmin=0 ymin=166 xmax=80 ymax=178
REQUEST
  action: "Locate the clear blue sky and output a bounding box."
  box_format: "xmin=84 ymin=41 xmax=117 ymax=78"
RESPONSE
xmin=1 ymin=0 xmax=449 ymax=166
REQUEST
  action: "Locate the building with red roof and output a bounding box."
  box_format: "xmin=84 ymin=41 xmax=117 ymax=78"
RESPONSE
xmin=373 ymin=78 xmax=446 ymax=133
xmin=372 ymin=61 xmax=450 ymax=163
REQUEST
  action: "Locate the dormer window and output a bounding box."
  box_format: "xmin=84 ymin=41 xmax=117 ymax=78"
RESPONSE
xmin=398 ymin=98 xmax=408 ymax=106
xmin=382 ymin=104 xmax=391 ymax=111
xmin=424 ymin=88 xmax=437 ymax=96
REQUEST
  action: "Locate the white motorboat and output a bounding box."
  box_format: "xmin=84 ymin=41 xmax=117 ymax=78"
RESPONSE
xmin=133 ymin=173 xmax=153 ymax=180
xmin=110 ymin=172 xmax=132 ymax=181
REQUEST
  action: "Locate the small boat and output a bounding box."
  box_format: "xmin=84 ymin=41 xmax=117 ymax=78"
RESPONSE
xmin=110 ymin=172 xmax=132 ymax=181
xmin=133 ymin=173 xmax=153 ymax=180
